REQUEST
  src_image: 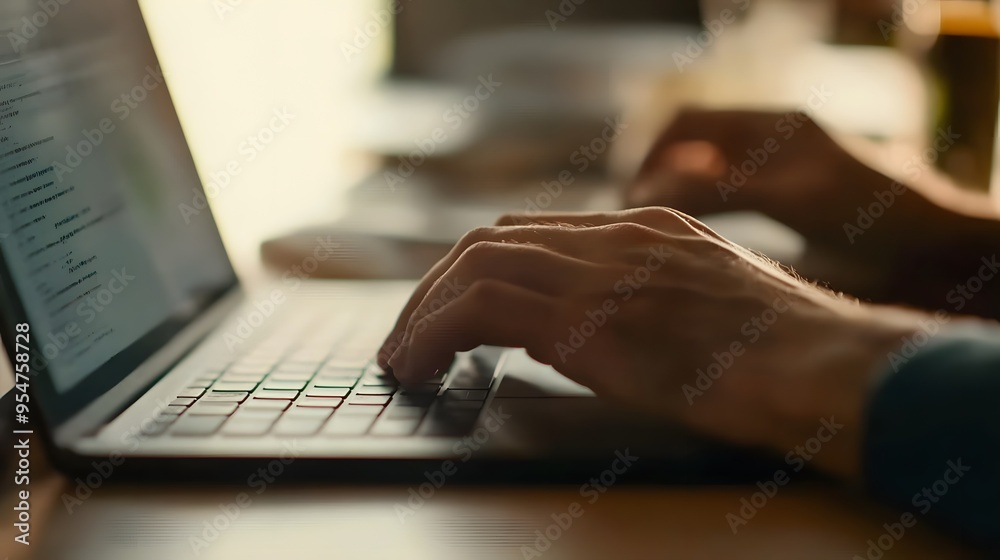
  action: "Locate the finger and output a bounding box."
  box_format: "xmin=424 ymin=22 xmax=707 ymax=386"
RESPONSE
xmin=377 ymin=224 xmax=630 ymax=366
xmin=388 ymin=279 xmax=570 ymax=384
xmin=627 ymin=141 xmax=724 ymax=211
xmin=497 ymin=207 xmax=728 ymax=244
xmin=395 ymin=241 xmax=626 ymax=352
xmin=635 ymin=107 xmax=730 ymax=176
xmin=634 ymin=140 xmax=727 ymax=186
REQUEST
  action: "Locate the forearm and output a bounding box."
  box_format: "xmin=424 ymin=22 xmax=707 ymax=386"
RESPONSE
xmin=868 ymin=170 xmax=1000 ymax=320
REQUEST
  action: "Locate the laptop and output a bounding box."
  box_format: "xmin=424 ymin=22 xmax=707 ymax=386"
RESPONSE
xmin=0 ymin=0 xmax=782 ymax=483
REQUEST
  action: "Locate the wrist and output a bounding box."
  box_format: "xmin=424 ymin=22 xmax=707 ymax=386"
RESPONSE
xmin=762 ymin=303 xmax=922 ymax=481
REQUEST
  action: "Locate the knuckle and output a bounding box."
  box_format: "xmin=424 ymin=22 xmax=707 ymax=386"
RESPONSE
xmin=634 ymin=206 xmax=680 ymax=226
xmin=464 ymin=278 xmax=506 ymax=303
xmin=461 ymin=240 xmax=505 ymax=263
xmin=495 ymin=213 xmax=529 ymax=226
xmin=458 ymin=226 xmax=499 ymax=249
xmin=605 ymin=221 xmax=662 ymax=242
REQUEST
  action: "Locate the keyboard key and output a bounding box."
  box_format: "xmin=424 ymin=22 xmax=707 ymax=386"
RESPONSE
xmin=363 ymin=363 xmax=389 ymax=376
xmin=305 ymin=387 xmax=350 ymax=398
xmin=228 ymin=364 xmax=272 ymax=375
xmin=254 ymin=389 xmax=299 ymax=400
xmin=235 ymin=357 xmax=277 ymax=369
xmin=160 ymin=405 xmax=189 ymax=416
xmin=176 ymin=387 xmax=205 ymax=399
xmin=348 ymin=394 xmax=392 ymax=406
xmin=399 ymin=386 xmax=439 ymax=396
xmin=187 ymin=379 xmax=214 ymax=389
xmin=319 ymin=365 xmax=364 ymax=377
xmin=212 ymin=382 xmax=258 ymax=392
xmin=232 ymin=408 xmax=284 ymax=421
xmin=224 ymin=419 xmax=276 ymax=436
xmin=170 ymin=415 xmax=227 ymax=436
xmin=361 ymin=366 xmax=397 ymax=384
xmin=188 ymin=403 xmax=239 ymax=416
xmin=221 ymin=410 xmax=282 ymax=436
xmin=202 ymin=392 xmax=249 ymax=403
xmin=324 ymin=358 xmax=369 ymax=370
xmin=272 ymin=409 xmax=332 ymax=436
xmin=295 ymin=397 xmax=343 ymax=408
xmin=385 ymin=405 xmax=427 ymax=419
xmin=263 ymin=379 xmax=308 ymax=391
xmin=356 ymin=386 xmax=396 ymax=396
xmin=313 ymin=376 xmax=358 ymax=388
xmin=171 ymin=398 xmax=197 ymax=407
xmin=244 ymin=399 xmax=291 ymax=411
xmin=393 ymin=394 xmax=436 ymax=407
xmin=274 ymin=362 xmax=321 ymax=374
xmin=286 ymin=408 xmax=334 ymax=420
xmin=268 ymin=372 xmax=313 ymax=382
xmin=370 ymin=416 xmax=421 ymax=437
xmin=198 ymin=370 xmax=225 ymax=381
xmin=321 ymin=414 xmax=378 ymax=436
xmin=337 ymin=404 xmax=385 ymax=416
xmin=219 ymin=373 xmax=268 ymax=384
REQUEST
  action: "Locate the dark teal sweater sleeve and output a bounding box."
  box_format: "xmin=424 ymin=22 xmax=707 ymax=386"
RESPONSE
xmin=864 ymin=324 xmax=1000 ymax=553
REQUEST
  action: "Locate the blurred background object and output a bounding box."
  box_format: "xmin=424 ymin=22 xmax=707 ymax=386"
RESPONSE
xmin=929 ymin=0 xmax=999 ymax=191
xmin=135 ymin=0 xmax=999 ymax=282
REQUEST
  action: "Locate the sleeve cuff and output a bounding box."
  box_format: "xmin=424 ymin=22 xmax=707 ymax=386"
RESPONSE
xmin=863 ymin=323 xmax=1000 ymax=551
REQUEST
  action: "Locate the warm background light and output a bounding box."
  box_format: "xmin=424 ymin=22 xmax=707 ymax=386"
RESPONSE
xmin=138 ymin=0 xmax=386 ymax=276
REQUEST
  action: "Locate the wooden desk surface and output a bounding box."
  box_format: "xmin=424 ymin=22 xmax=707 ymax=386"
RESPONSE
xmin=2 ymin=451 xmax=980 ymax=560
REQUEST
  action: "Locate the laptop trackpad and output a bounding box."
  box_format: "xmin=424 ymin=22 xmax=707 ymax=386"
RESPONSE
xmin=494 ymin=349 xmax=594 ymax=397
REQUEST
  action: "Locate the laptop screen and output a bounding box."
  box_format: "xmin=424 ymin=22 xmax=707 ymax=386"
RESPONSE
xmin=0 ymin=0 xmax=236 ymax=424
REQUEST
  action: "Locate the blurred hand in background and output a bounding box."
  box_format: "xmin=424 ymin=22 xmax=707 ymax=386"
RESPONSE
xmin=624 ymin=108 xmax=1000 ymax=318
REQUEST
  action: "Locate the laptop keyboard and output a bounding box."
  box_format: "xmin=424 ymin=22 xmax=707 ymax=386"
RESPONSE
xmin=140 ymin=312 xmax=498 ymax=439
